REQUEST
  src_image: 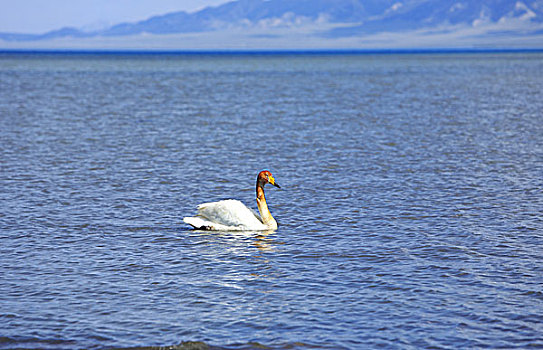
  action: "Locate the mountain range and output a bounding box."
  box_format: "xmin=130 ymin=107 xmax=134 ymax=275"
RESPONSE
xmin=2 ymin=0 xmax=543 ymax=49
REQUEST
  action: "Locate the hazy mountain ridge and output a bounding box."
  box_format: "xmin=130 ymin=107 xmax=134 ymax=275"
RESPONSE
xmin=330 ymin=0 xmax=543 ymax=36
xmin=1 ymin=0 xmax=543 ymax=46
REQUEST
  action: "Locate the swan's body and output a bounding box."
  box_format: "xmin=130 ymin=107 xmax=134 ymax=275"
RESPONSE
xmin=183 ymin=170 xmax=280 ymax=231
xmin=184 ymin=199 xmax=270 ymax=231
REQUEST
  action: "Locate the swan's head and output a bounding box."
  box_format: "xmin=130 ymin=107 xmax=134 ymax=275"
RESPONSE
xmin=258 ymin=170 xmax=281 ymax=188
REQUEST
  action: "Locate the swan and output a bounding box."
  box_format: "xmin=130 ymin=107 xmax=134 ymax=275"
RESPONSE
xmin=183 ymin=170 xmax=281 ymax=231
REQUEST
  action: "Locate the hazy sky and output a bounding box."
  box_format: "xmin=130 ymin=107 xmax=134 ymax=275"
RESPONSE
xmin=0 ymin=0 xmax=230 ymax=33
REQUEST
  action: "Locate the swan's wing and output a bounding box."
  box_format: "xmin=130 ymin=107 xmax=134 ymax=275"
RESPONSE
xmin=198 ymin=199 xmax=264 ymax=227
xmin=184 ymin=199 xmax=266 ymax=230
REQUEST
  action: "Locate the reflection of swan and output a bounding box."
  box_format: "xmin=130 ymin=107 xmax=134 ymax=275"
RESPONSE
xmin=254 ymin=234 xmax=277 ymax=252
xmin=183 ymin=170 xmax=281 ymax=231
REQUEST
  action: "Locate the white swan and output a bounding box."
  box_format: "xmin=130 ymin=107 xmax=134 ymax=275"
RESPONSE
xmin=183 ymin=170 xmax=281 ymax=231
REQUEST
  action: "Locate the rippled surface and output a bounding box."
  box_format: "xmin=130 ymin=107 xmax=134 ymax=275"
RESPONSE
xmin=1 ymin=52 xmax=542 ymax=349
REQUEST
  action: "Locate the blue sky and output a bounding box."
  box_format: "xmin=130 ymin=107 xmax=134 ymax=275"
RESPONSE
xmin=0 ymin=0 xmax=229 ymax=33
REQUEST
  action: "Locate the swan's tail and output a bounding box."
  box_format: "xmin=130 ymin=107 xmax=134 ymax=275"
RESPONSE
xmin=183 ymin=216 xmax=234 ymax=231
xmin=183 ymin=216 xmax=211 ymax=230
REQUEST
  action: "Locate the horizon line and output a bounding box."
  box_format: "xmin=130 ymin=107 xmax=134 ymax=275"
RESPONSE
xmin=2 ymin=48 xmax=543 ymax=55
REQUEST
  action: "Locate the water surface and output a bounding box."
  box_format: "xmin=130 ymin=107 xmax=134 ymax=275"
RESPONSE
xmin=1 ymin=52 xmax=542 ymax=349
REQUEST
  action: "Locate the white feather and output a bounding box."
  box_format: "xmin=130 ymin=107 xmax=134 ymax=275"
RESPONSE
xmin=183 ymin=199 xmax=268 ymax=231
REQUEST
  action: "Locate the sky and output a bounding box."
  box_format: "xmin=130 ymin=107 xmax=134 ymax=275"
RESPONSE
xmin=0 ymin=0 xmax=230 ymax=34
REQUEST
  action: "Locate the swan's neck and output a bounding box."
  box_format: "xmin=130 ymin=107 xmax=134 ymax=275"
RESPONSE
xmin=256 ymin=181 xmax=277 ymax=230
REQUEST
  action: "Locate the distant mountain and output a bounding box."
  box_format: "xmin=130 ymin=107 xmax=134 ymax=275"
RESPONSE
xmin=1 ymin=0 xmax=543 ymax=47
xmin=328 ymin=0 xmax=543 ymax=37
xmin=97 ymin=0 xmax=399 ymax=36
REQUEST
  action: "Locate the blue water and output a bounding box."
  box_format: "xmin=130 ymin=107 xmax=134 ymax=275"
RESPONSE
xmin=1 ymin=52 xmax=542 ymax=349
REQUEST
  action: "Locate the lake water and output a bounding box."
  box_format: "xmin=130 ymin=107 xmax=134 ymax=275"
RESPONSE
xmin=0 ymin=52 xmax=542 ymax=349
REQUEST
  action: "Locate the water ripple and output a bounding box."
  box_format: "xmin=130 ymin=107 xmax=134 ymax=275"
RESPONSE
xmin=1 ymin=52 xmax=542 ymax=349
